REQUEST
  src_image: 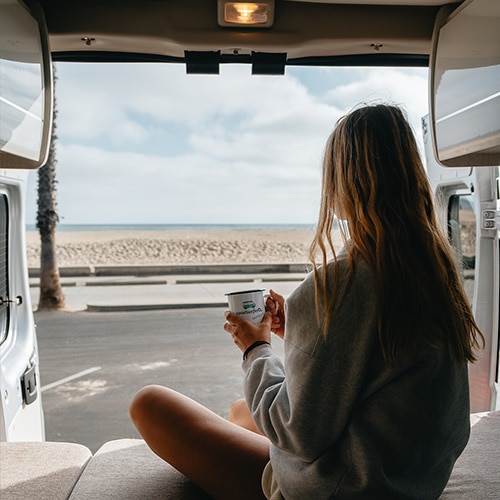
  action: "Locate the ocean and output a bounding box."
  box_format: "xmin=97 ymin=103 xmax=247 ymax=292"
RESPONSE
xmin=25 ymin=223 xmax=317 ymax=232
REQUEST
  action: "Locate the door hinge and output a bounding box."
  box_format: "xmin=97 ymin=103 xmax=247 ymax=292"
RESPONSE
xmin=482 ymin=209 xmax=500 ymax=231
xmin=21 ymin=364 xmax=38 ymax=405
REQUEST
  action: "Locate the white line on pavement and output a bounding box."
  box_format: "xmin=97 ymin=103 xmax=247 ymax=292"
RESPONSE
xmin=41 ymin=366 xmax=102 ymax=392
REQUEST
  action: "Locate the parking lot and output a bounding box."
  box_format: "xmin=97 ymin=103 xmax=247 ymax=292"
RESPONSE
xmin=36 ymin=307 xmax=284 ymax=453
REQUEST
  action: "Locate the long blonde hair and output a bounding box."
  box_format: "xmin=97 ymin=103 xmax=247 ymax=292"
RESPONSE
xmin=309 ymin=104 xmax=483 ymax=364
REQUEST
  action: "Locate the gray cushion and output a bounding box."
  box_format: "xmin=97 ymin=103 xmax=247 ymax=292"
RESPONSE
xmin=0 ymin=441 xmax=92 ymax=500
xmin=3 ymin=411 xmax=498 ymax=499
xmin=68 ymin=438 xmax=211 ymax=499
xmin=440 ymin=410 xmax=500 ymax=499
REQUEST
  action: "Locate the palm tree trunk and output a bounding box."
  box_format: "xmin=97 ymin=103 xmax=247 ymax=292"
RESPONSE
xmin=37 ymin=221 xmax=65 ymax=310
xmin=37 ymin=66 xmax=65 ymax=310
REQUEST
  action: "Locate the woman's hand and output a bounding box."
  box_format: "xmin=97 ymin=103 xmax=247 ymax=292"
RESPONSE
xmin=266 ymin=289 xmax=286 ymax=339
xmin=224 ymin=311 xmax=272 ymax=353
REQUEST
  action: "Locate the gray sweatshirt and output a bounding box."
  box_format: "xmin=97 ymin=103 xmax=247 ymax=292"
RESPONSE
xmin=243 ymin=253 xmax=470 ymax=499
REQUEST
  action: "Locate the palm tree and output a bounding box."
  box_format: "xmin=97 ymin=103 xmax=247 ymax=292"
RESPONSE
xmin=36 ymin=66 xmax=65 ymax=310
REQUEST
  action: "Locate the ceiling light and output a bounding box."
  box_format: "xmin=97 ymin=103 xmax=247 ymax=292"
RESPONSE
xmin=218 ymin=1 xmax=274 ymax=28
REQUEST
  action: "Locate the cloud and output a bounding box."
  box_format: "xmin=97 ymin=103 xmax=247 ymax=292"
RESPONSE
xmin=26 ymin=63 xmax=429 ymax=225
xmin=45 ymin=141 xmax=321 ymax=224
xmin=324 ymin=67 xmax=429 ymax=137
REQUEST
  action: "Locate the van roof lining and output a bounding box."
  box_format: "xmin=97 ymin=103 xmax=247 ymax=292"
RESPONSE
xmin=36 ymin=0 xmax=449 ymax=62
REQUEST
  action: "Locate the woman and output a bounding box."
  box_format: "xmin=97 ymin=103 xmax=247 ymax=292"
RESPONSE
xmin=129 ymin=104 xmax=483 ymax=499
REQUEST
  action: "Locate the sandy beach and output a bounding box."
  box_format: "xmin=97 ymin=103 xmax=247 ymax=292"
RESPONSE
xmin=25 ymin=229 xmax=342 ymax=268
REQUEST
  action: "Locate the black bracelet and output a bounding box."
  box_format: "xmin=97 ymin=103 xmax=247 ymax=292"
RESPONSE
xmin=243 ymin=341 xmax=270 ymax=361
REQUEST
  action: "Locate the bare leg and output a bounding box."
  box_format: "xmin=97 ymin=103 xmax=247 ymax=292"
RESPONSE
xmin=129 ymin=385 xmax=269 ymax=500
xmin=229 ymin=398 xmax=262 ymax=435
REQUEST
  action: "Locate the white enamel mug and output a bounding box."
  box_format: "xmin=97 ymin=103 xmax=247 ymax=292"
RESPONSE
xmin=225 ymin=288 xmax=266 ymax=324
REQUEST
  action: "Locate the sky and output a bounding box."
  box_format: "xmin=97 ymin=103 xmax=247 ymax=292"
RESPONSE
xmin=25 ymin=63 xmax=429 ymax=225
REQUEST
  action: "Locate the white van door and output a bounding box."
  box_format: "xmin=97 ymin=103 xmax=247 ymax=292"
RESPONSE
xmin=426 ymin=0 xmax=500 ymax=413
xmin=423 ymin=118 xmax=499 ymax=413
xmin=0 ymin=0 xmax=53 ymax=440
xmin=0 ymin=176 xmax=44 ymax=440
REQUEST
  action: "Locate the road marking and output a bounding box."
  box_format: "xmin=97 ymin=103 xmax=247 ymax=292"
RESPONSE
xmin=41 ymin=366 xmax=102 ymax=392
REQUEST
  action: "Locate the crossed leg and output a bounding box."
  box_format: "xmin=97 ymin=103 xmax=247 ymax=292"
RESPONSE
xmin=229 ymin=398 xmax=262 ymax=435
xmin=129 ymin=385 xmax=270 ymax=500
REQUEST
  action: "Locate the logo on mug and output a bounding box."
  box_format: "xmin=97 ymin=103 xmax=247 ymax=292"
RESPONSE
xmin=243 ymin=300 xmax=256 ymax=310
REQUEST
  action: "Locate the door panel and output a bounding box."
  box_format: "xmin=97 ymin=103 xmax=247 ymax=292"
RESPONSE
xmin=468 ymin=167 xmax=499 ymax=411
xmin=424 ymin=116 xmax=499 ymax=412
xmin=0 ymin=0 xmax=53 ymax=170
xmin=429 ymin=0 xmax=500 ymax=167
xmin=0 ymin=181 xmax=44 ymax=441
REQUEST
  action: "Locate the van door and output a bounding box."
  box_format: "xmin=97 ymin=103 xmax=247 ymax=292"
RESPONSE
xmin=423 ymin=116 xmax=499 ymax=413
xmin=0 ymin=0 xmax=52 ymax=440
xmin=0 ymin=177 xmax=44 ymax=440
xmin=427 ymin=0 xmax=500 ymax=412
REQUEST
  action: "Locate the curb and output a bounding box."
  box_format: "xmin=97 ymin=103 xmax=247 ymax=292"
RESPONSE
xmin=86 ymin=301 xmax=227 ymax=313
xmin=30 ymin=275 xmax=306 ymax=289
xmin=29 ymin=263 xmax=310 ymax=278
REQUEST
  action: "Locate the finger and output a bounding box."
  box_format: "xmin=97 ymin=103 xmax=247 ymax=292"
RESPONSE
xmin=270 ymin=289 xmax=285 ymax=307
xmin=265 ymin=296 xmax=278 ymax=313
xmin=223 ymin=321 xmax=235 ymax=334
xmin=270 ymin=320 xmax=282 ymax=332
xmin=270 ymin=290 xmax=285 ymax=305
xmin=225 ymin=310 xmax=243 ymax=325
xmin=261 ymin=311 xmax=273 ymax=328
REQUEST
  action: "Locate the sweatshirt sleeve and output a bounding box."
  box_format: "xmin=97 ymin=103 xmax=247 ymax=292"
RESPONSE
xmin=243 ymin=259 xmax=379 ymax=462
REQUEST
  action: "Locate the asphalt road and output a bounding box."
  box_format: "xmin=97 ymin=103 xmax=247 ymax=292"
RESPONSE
xmin=35 ymin=308 xmax=284 ymax=453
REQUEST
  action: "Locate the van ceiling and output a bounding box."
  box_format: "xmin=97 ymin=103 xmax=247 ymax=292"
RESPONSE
xmin=35 ymin=0 xmax=463 ymax=66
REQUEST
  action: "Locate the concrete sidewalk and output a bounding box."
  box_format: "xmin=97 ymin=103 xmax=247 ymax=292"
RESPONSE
xmin=29 ymin=270 xmax=308 ymax=312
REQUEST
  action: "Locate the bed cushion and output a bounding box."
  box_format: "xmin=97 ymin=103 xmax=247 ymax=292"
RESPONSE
xmin=3 ymin=411 xmax=497 ymax=499
xmin=440 ymin=410 xmax=500 ymax=499
xmin=68 ymin=438 xmax=210 ymax=499
xmin=0 ymin=441 xmax=92 ymax=500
